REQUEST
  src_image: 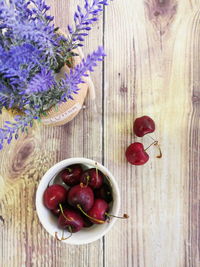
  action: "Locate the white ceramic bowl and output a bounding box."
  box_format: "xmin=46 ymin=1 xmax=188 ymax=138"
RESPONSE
xmin=36 ymin=158 xmax=120 ymax=245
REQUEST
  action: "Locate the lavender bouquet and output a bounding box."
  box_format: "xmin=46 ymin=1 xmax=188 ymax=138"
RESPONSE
xmin=0 ymin=0 xmax=110 ymax=150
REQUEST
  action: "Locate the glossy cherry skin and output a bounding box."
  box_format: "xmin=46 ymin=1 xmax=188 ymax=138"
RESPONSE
xmin=133 ymin=116 xmax=155 ymax=137
xmin=43 ymin=184 xmax=68 ymax=210
xmin=60 ymin=164 xmax=83 ymax=186
xmin=80 ymin=168 xmax=103 ymax=189
xmin=58 ymin=208 xmax=84 ymax=233
xmin=94 ymin=183 xmax=112 ymax=203
xmin=88 ymin=199 xmax=109 ymax=224
xmin=67 ymin=184 xmax=94 ymax=211
xmin=125 ymin=142 xmax=149 ymax=165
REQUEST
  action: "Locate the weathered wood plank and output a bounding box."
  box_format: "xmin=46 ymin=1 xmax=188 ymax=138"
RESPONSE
xmin=103 ymin=0 xmax=199 ymax=266
xmin=186 ymin=6 xmax=200 ymax=267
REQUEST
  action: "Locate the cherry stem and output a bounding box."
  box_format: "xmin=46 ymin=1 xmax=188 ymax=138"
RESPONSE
xmin=147 ymin=135 xmax=156 ymax=142
xmin=62 ymin=226 xmax=73 ymax=240
xmin=77 ymin=204 xmax=105 ymax=224
xmin=86 ymin=175 xmax=90 ymax=186
xmin=95 ymin=167 xmax=98 ymax=177
xmin=145 ymin=141 xmax=158 ymax=151
xmin=145 ymin=137 xmax=162 ymax=159
xmin=66 ymin=167 xmax=72 ymax=172
xmin=59 ymin=204 xmax=72 ymax=221
xmin=105 ymin=213 xmax=129 ymax=220
xmin=55 ymin=226 xmax=72 ymax=241
xmin=155 ymin=143 xmax=162 ymax=158
xmin=80 ymin=175 xmax=90 ymax=188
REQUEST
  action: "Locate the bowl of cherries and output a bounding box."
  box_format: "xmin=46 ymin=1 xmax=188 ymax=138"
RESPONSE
xmin=36 ymin=158 xmax=127 ymax=245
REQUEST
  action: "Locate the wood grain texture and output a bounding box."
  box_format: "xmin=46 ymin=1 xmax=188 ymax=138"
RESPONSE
xmin=0 ymin=0 xmax=199 ymax=266
xmin=103 ymin=0 xmax=199 ymax=267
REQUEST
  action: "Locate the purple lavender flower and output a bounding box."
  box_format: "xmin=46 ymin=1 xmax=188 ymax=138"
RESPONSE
xmin=25 ymin=69 xmax=55 ymax=94
xmin=0 ymin=0 xmax=111 ymax=150
xmin=0 ymin=113 xmax=36 ymax=150
xmin=0 ymin=82 xmax=12 ymax=110
xmin=6 ymin=44 xmax=41 ymax=68
xmin=0 ymin=43 xmax=42 ymax=88
xmin=0 ymin=0 xmax=58 ymax=59
xmin=67 ymin=0 xmax=112 ymax=49
xmin=60 ymin=46 xmax=106 ymax=100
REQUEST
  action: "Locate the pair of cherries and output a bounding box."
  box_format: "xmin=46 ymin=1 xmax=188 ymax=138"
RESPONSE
xmin=43 ymin=164 xmax=122 ymax=241
xmin=125 ymin=116 xmax=161 ymax=165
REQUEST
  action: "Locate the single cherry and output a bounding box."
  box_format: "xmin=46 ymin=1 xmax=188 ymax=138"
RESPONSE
xmin=60 ymin=164 xmax=83 ymax=186
xmin=87 ymin=199 xmax=109 ymax=224
xmin=58 ymin=208 xmax=84 ymax=233
xmin=133 ymin=116 xmax=155 ymax=137
xmin=67 ymin=184 xmax=94 ymax=211
xmin=77 ymin=199 xmax=129 ymax=224
xmin=80 ymin=168 xmax=103 ymax=189
xmin=125 ymin=142 xmax=149 ymax=165
xmin=43 ymin=184 xmax=68 ymax=210
xmin=94 ymin=183 xmax=113 ymax=203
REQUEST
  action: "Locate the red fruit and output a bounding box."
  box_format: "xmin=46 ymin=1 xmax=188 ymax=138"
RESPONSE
xmin=58 ymin=208 xmax=84 ymax=233
xmin=94 ymin=183 xmax=112 ymax=203
xmin=88 ymin=199 xmax=109 ymax=224
xmin=67 ymin=184 xmax=94 ymax=211
xmin=125 ymin=142 xmax=149 ymax=165
xmin=133 ymin=116 xmax=155 ymax=137
xmin=80 ymin=168 xmax=103 ymax=189
xmin=60 ymin=164 xmax=83 ymax=186
xmin=43 ymin=184 xmax=68 ymax=210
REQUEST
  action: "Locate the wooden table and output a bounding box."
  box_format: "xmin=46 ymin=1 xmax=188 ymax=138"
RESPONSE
xmin=0 ymin=0 xmax=199 ymax=266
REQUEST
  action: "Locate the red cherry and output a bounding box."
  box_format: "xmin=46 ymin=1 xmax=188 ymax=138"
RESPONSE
xmin=80 ymin=168 xmax=103 ymax=189
xmin=88 ymin=199 xmax=109 ymax=224
xmin=125 ymin=142 xmax=149 ymax=165
xmin=60 ymin=164 xmax=83 ymax=186
xmin=94 ymin=183 xmax=113 ymax=203
xmin=58 ymin=208 xmax=84 ymax=233
xmin=133 ymin=116 xmax=155 ymax=137
xmin=78 ymin=199 xmax=129 ymax=224
xmin=67 ymin=184 xmax=94 ymax=212
xmin=43 ymin=184 xmax=68 ymax=210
